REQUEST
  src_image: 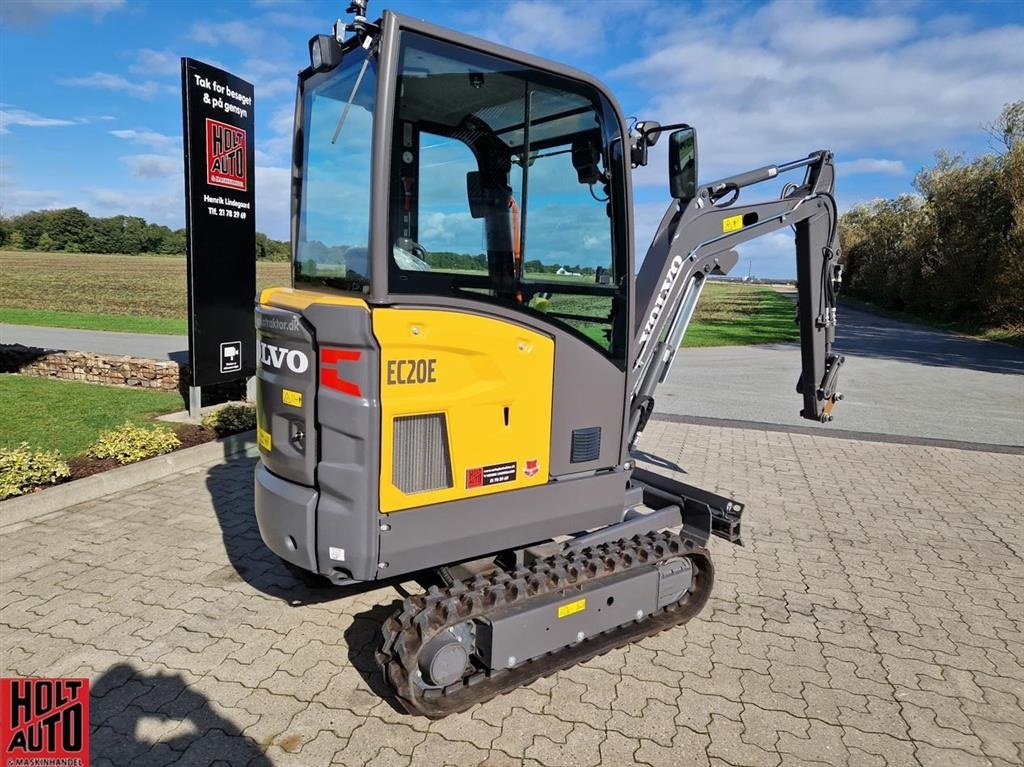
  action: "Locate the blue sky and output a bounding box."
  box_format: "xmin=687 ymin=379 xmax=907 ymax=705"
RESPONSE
xmin=1 ymin=0 xmax=1022 ymax=278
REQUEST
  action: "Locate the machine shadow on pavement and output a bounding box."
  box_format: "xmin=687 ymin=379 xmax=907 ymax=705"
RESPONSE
xmin=90 ymin=663 xmax=271 ymax=766
xmin=204 ymin=455 xmax=421 ymax=608
xmin=344 ymin=600 xmax=408 ymax=715
xmin=833 ymin=303 xmax=1024 ymax=375
xmin=204 ymin=458 xmax=346 ymax=607
xmin=629 ymin=450 xmax=686 ymax=474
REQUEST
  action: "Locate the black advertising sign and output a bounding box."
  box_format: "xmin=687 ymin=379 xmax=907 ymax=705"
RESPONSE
xmin=181 ymin=58 xmax=256 ymax=387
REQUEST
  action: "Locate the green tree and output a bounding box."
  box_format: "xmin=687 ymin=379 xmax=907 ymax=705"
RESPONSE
xmin=47 ymin=208 xmax=91 ymax=251
xmin=985 ymin=99 xmax=1024 ymax=154
xmin=37 ymin=232 xmax=55 ymax=252
xmin=841 ymin=101 xmax=1023 ymax=331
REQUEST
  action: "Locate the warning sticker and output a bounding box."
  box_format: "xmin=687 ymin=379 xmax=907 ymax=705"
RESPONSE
xmin=558 ymin=598 xmax=586 ymax=619
xmin=257 ymin=425 xmax=272 ymax=452
xmin=466 ymin=461 xmax=517 ymax=489
xmin=722 ymin=214 xmax=743 ymax=233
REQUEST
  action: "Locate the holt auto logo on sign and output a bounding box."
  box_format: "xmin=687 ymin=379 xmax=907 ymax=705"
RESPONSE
xmin=1 ymin=677 xmax=90 ymax=766
xmin=206 ymin=119 xmax=246 ymax=191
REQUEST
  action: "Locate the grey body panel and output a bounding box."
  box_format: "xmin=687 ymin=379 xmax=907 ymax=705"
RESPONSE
xmin=377 ymin=468 xmax=629 ymax=578
xmin=477 ymin=565 xmax=662 ymax=671
xmin=304 ymin=303 xmax=382 ymax=583
xmin=255 ymin=307 xmax=318 ymax=485
xmin=388 ymin=297 xmax=626 ymax=475
xmin=254 ymin=463 xmax=318 ymax=570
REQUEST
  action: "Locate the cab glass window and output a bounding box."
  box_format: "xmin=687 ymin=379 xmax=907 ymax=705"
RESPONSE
xmin=388 ymin=33 xmax=628 ymax=362
xmin=295 ymin=46 xmax=377 ymax=293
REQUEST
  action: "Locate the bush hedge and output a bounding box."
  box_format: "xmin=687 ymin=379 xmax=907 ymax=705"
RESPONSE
xmin=0 ymin=443 xmax=71 ymax=500
xmin=201 ymin=403 xmax=257 ymax=436
xmin=87 ymin=422 xmax=181 ymax=465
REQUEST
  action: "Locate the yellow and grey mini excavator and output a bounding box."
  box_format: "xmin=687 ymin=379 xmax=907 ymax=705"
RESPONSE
xmin=254 ymin=2 xmax=844 ymax=717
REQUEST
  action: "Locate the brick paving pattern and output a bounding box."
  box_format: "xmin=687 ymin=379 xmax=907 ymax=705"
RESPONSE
xmin=1 ymin=421 xmax=1022 ymax=766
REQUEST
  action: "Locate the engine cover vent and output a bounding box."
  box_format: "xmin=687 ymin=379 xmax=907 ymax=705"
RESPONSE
xmin=570 ymin=426 xmax=602 ymax=463
xmin=393 ymin=413 xmax=453 ymax=494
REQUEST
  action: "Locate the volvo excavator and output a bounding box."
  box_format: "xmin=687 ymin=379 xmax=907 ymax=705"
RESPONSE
xmin=254 ymin=2 xmax=844 ymax=717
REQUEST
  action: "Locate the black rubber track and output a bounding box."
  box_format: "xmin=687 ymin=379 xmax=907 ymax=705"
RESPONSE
xmin=375 ymin=530 xmax=714 ymax=718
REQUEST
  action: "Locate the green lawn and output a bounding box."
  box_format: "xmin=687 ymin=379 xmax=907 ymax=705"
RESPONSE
xmin=0 ymin=375 xmax=183 ymax=457
xmin=683 ymin=283 xmax=800 ymax=347
xmin=0 ymin=308 xmax=188 ymax=335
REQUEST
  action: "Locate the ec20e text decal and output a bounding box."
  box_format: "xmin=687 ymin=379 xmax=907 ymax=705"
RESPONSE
xmin=386 ymin=358 xmax=437 ymax=385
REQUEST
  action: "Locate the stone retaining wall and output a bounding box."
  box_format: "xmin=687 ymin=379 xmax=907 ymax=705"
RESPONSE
xmin=0 ymin=344 xmax=180 ymax=390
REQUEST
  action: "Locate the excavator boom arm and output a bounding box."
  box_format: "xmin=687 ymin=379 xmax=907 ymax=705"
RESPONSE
xmin=630 ymin=151 xmax=845 ymax=445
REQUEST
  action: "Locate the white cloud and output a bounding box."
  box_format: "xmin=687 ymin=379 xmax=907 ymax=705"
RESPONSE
xmin=611 ymin=0 xmax=1024 ymax=176
xmin=262 ymin=11 xmax=323 ymax=31
xmin=838 ymin=158 xmax=907 ymax=176
xmin=0 ymin=176 xmax=65 ymax=212
xmin=85 ymin=182 xmax=184 ymax=228
xmin=120 ymin=154 xmax=179 ymax=179
xmin=0 ymin=106 xmax=77 ymax=133
xmin=129 ymin=49 xmax=181 ymax=78
xmin=255 ymin=165 xmax=291 ymax=239
xmin=0 ymin=0 xmax=123 ymax=26
xmin=110 ymin=129 xmax=178 ymax=148
xmin=59 ymin=72 xmax=170 ymax=100
xmin=482 ymin=1 xmax=610 ymax=56
xmin=258 ymin=104 xmax=296 ymax=165
xmin=189 ymin=20 xmax=284 ymax=51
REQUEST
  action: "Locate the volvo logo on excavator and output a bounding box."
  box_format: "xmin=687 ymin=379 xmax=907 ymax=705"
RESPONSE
xmin=636 ymin=254 xmax=685 ymax=364
xmin=260 ymin=342 xmax=309 ymax=374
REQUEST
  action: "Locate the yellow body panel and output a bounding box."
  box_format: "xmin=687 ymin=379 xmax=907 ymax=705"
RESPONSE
xmin=374 ymin=308 xmax=554 ymax=513
xmin=260 ymin=287 xmax=369 ymax=312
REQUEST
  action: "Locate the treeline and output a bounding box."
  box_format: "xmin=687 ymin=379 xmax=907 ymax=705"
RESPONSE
xmin=840 ymin=101 xmax=1023 ymax=331
xmin=425 ymin=250 xmax=597 ymax=276
xmin=0 ymin=207 xmax=290 ymax=261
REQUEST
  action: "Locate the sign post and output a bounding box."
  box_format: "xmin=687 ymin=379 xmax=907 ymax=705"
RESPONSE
xmin=181 ymin=58 xmax=256 ymax=415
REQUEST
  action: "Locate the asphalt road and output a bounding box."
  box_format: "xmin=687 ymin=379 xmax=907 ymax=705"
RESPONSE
xmin=658 ymin=298 xmax=1024 ymax=446
xmin=0 ymin=323 xmax=188 ymax=362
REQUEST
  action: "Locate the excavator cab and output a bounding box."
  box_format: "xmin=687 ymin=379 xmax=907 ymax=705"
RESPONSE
xmin=254 ymin=5 xmax=844 ymax=717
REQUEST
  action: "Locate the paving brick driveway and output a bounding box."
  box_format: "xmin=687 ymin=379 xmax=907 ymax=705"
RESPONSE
xmin=2 ymin=421 xmax=1022 ymax=766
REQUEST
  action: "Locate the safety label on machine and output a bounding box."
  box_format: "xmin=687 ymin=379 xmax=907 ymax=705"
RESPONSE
xmin=465 ymin=461 xmax=517 ymax=489
xmin=558 ymin=598 xmax=587 ymax=619
xmin=722 ymin=214 xmax=744 ymax=233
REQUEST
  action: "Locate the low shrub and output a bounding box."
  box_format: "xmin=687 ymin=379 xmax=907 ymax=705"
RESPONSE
xmin=87 ymin=422 xmax=180 ymax=465
xmin=202 ymin=403 xmax=257 ymax=436
xmin=0 ymin=443 xmax=71 ymax=499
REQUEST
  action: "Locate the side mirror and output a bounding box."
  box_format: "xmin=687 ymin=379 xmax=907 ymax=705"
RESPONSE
xmin=668 ymin=127 xmax=698 ymax=202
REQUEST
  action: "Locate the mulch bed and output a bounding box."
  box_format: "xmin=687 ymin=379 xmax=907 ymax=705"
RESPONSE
xmin=65 ymin=423 xmax=220 ymax=481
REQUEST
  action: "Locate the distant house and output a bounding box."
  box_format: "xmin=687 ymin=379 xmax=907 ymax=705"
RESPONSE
xmin=556 ymin=267 xmax=582 ymax=276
